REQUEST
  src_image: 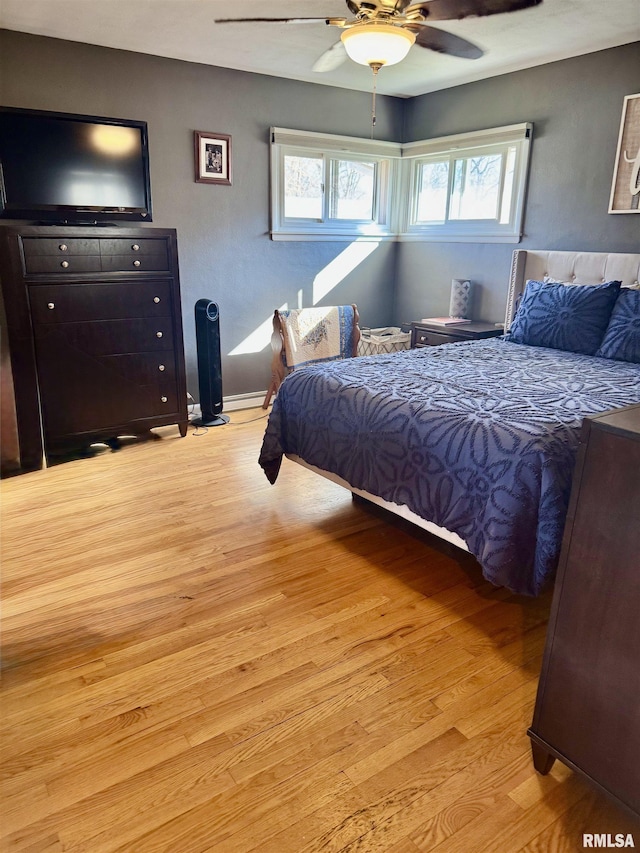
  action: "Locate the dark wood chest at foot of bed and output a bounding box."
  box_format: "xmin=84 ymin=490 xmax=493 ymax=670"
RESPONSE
xmin=528 ymin=403 xmax=640 ymax=820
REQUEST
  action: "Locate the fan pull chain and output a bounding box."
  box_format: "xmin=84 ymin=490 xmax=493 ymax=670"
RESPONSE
xmin=370 ymin=63 xmax=382 ymax=139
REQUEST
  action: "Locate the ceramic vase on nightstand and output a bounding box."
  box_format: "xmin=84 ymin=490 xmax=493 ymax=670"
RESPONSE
xmin=449 ymin=279 xmax=473 ymax=319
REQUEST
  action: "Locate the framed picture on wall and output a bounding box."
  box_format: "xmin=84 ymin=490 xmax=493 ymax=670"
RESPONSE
xmin=194 ymin=131 xmax=232 ymax=185
xmin=608 ymin=93 xmax=639 ymax=213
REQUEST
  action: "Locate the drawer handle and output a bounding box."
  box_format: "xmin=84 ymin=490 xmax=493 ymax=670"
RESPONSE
xmin=132 ymin=244 xmax=140 ymax=251
xmin=153 ymin=296 xmax=161 ymax=303
xmin=161 ymin=396 xmax=168 ymax=403
xmin=59 ymin=244 xmax=68 ymax=252
xmin=156 ymin=331 xmax=163 ymax=338
xmin=47 ymin=302 xmax=55 ymax=310
xmin=158 ymin=364 xmax=165 ymax=371
xmin=61 ymin=260 xmax=69 ymax=269
xmin=133 ymin=260 xmax=141 ymax=268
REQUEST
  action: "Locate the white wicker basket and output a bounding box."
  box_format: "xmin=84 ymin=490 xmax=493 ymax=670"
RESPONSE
xmin=358 ymin=327 xmax=411 ymax=356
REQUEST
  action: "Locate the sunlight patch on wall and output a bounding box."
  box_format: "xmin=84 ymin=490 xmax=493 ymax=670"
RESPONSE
xmin=227 ymin=238 xmax=380 ymax=356
xmin=228 ymin=303 xmax=288 ymax=356
xmin=312 ymin=240 xmax=380 ymax=304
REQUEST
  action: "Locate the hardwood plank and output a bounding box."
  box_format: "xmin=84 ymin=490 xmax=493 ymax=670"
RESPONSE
xmin=241 ymin=788 xmax=372 ymax=853
xmin=343 ymin=664 xmax=537 ymax=789
xmin=518 ymin=786 xmax=640 ymax=852
xmin=110 ymin=770 xmax=355 ymax=853
xmin=312 ymin=728 xmax=528 ymax=852
xmin=1 ymin=692 xmax=208 ymax=799
xmin=431 ymin=621 xmax=547 ymax=711
xmin=508 ymin=760 xmax=573 ymax=811
xmin=412 ymin=795 xmax=524 ymax=852
xmin=3 ymin=736 xmax=237 ymax=852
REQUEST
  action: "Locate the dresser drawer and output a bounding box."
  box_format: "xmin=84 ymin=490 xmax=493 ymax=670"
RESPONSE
xmin=29 ymin=281 xmax=172 ymax=323
xmin=21 ymin=236 xmax=169 ymax=274
xmin=103 ymin=352 xmax=178 ymax=387
xmin=100 ymin=254 xmax=169 ymax=273
xmin=24 ymin=254 xmax=102 ymax=274
xmin=21 ymin=237 xmax=101 ymax=257
xmin=414 ymin=329 xmax=460 ymax=347
xmin=99 ymin=238 xmax=169 ymax=272
xmin=22 ymin=237 xmax=102 ymax=275
xmin=33 ymin=318 xmax=174 ymax=356
xmin=99 ymin=238 xmax=168 ymax=258
xmin=36 ymin=351 xmax=180 ymax=439
xmin=411 ymin=321 xmax=503 ymax=348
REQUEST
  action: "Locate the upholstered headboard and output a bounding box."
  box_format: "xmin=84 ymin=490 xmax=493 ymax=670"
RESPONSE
xmin=505 ymin=250 xmax=640 ymax=330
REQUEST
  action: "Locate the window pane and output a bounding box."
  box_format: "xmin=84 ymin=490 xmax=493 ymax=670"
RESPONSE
xmin=450 ymin=153 xmax=502 ymax=220
xmin=330 ymin=160 xmax=375 ymax=220
xmin=284 ymin=155 xmax=323 ymax=219
xmin=415 ymin=160 xmax=449 ymax=222
xmin=500 ymin=146 xmax=517 ymax=224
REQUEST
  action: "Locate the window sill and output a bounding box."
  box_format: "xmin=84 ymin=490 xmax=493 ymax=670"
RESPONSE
xmin=271 ymin=230 xmax=395 ymax=242
xmin=398 ymin=231 xmax=522 ymax=244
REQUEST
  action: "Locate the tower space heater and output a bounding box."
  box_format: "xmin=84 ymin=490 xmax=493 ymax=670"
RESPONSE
xmin=193 ymin=299 xmax=228 ymax=427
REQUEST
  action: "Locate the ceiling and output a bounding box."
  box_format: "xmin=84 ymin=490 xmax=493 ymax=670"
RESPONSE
xmin=1 ymin=0 xmax=638 ymax=98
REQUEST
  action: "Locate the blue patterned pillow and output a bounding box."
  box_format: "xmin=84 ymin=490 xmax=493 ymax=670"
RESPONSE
xmin=595 ymin=288 xmax=640 ymax=363
xmin=506 ymin=279 xmax=621 ymax=355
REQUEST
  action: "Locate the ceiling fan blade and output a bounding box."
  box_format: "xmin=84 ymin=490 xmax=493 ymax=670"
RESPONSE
xmin=313 ymin=40 xmax=348 ymax=72
xmin=214 ymin=17 xmax=335 ymax=25
xmin=413 ymin=25 xmax=483 ymax=58
xmin=406 ymin=0 xmax=542 ymax=22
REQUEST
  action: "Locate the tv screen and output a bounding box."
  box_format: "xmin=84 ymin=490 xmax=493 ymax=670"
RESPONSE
xmin=0 ymin=107 xmax=152 ymax=222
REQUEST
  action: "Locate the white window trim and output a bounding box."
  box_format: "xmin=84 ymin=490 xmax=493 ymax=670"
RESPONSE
xmin=271 ymin=127 xmax=401 ymax=241
xmin=399 ymin=122 xmax=532 ymax=243
xmin=270 ymin=123 xmax=532 ymax=243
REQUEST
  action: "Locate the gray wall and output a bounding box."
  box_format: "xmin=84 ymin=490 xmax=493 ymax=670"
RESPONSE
xmin=395 ymin=42 xmax=640 ymax=327
xmin=0 ymin=30 xmax=403 ymax=398
xmin=1 ymin=31 xmax=638 ymax=397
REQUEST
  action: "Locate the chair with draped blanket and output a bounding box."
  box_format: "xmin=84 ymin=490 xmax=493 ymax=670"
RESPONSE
xmin=262 ymin=304 xmax=360 ymax=408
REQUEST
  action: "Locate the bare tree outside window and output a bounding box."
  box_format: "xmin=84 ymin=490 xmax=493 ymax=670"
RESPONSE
xmin=451 ymin=154 xmax=502 ymax=220
xmin=283 ymin=155 xmax=375 ymax=221
xmin=331 ymin=160 xmax=375 ymax=220
xmin=284 ymin=155 xmax=323 ymax=218
xmin=417 ymin=160 xmax=449 ymax=222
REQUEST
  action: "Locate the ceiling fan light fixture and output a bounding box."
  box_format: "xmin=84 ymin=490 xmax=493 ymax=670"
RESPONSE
xmin=341 ymin=22 xmax=416 ymax=68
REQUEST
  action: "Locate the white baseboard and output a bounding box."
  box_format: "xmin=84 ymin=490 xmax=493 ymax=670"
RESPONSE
xmin=188 ymin=391 xmax=268 ymax=418
xmin=223 ymin=392 xmax=268 ymax=411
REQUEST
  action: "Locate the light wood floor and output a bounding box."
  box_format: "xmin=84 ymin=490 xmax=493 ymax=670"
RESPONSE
xmin=1 ymin=411 xmax=638 ymax=853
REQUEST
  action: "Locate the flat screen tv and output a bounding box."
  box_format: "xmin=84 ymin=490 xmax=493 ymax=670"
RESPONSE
xmin=0 ymin=107 xmax=152 ymax=223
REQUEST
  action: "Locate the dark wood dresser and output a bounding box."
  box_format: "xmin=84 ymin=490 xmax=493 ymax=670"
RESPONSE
xmin=0 ymin=225 xmax=188 ymax=470
xmin=410 ymin=320 xmax=503 ymax=348
xmin=528 ymin=403 xmax=640 ymax=819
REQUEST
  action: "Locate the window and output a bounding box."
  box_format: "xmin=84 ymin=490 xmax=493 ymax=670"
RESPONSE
xmin=283 ymin=154 xmax=323 ymax=220
xmin=331 ymin=159 xmax=376 ymax=220
xmin=271 ymin=128 xmax=400 ymax=240
xmin=282 ymin=153 xmax=376 ymax=222
xmin=401 ymin=123 xmax=532 ymax=243
xmin=270 ymin=124 xmax=532 ymax=243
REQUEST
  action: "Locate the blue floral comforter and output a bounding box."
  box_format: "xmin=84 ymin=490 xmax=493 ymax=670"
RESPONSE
xmin=259 ymin=339 xmax=640 ymax=595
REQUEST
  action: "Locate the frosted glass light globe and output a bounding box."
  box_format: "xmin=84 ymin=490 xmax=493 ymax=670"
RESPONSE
xmin=341 ymin=23 xmax=416 ymax=67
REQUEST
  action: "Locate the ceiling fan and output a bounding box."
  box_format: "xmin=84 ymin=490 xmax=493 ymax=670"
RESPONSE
xmin=215 ymin=0 xmax=543 ymax=73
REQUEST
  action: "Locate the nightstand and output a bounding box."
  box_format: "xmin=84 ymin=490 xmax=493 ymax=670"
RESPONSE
xmin=410 ymin=320 xmax=503 ymax=348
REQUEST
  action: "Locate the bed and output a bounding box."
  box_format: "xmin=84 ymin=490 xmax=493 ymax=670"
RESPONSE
xmin=259 ymin=250 xmax=640 ymax=596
